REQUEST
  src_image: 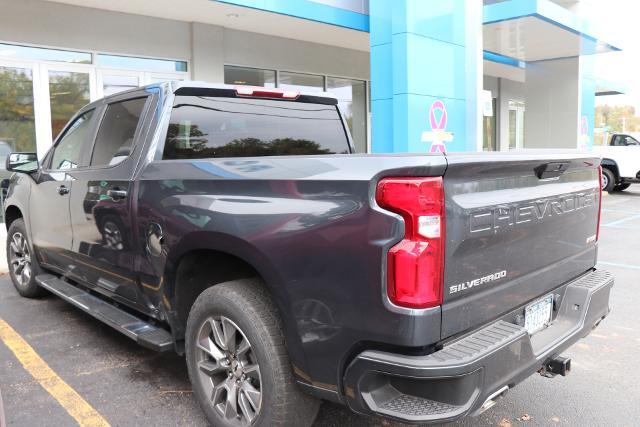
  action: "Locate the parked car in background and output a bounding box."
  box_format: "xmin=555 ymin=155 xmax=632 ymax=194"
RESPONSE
xmin=594 ymin=132 xmax=640 ymax=191
xmin=3 ymin=82 xmax=613 ymax=426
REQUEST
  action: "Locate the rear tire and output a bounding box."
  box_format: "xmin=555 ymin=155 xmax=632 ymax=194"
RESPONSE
xmin=6 ymin=218 xmax=45 ymax=298
xmin=185 ymin=278 xmax=320 ymax=427
xmin=613 ymin=183 xmax=631 ymax=192
xmin=601 ymin=168 xmax=615 ymax=192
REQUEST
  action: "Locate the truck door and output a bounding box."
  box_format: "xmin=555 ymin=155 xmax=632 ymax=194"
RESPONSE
xmin=30 ymin=109 xmax=98 ymax=273
xmin=66 ymin=92 xmax=153 ymax=313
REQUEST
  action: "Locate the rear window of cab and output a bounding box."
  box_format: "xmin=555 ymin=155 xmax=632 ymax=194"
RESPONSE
xmin=162 ymin=96 xmax=350 ymax=159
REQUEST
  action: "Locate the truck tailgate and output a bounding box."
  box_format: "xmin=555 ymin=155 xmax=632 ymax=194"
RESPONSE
xmin=441 ymin=153 xmax=601 ymax=339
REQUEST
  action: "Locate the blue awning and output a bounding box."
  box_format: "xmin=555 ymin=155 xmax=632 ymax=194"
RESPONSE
xmin=595 ymin=78 xmax=627 ymax=96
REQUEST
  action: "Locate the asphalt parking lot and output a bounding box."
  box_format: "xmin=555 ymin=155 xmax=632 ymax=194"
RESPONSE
xmin=0 ymin=189 xmax=639 ymax=427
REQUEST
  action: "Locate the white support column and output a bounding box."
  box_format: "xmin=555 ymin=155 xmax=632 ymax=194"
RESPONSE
xmin=465 ymin=0 xmax=484 ymax=152
xmin=190 ymin=23 xmax=225 ymax=83
xmin=498 ymin=78 xmax=508 ymax=151
xmin=32 ymin=63 xmax=53 ymax=159
xmin=524 ymin=58 xmax=580 ymax=149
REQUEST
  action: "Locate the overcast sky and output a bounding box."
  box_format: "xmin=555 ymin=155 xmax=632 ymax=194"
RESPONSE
xmin=590 ymin=0 xmax=640 ymax=109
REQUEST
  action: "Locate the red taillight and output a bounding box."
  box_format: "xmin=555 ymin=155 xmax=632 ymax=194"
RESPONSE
xmin=376 ymin=177 xmax=445 ymax=309
xmin=234 ymin=86 xmax=299 ymax=99
xmin=597 ymin=165 xmax=603 ymax=241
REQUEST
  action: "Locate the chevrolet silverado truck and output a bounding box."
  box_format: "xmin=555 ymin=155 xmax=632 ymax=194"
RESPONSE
xmin=3 ymin=82 xmax=613 ymax=426
xmin=593 ymin=132 xmax=640 ymax=191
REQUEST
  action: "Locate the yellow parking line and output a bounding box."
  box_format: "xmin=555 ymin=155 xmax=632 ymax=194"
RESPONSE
xmin=0 ymin=318 xmax=110 ymax=427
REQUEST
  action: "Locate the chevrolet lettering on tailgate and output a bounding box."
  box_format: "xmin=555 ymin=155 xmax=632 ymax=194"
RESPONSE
xmin=470 ymin=190 xmax=598 ymax=234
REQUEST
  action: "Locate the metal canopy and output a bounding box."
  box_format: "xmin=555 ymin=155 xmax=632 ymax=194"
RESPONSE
xmin=483 ymin=0 xmax=621 ymax=62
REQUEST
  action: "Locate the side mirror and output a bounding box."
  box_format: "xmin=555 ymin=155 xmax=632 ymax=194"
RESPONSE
xmin=6 ymin=152 xmax=39 ymax=173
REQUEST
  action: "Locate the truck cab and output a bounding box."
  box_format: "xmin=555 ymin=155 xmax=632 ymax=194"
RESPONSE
xmin=610 ymin=133 xmax=640 ymax=146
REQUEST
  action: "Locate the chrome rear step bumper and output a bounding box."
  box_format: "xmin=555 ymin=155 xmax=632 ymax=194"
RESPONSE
xmin=343 ymin=269 xmax=613 ymax=424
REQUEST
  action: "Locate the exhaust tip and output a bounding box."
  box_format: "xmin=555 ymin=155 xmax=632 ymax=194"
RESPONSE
xmin=593 ymin=315 xmax=606 ymax=330
xmin=475 ymin=386 xmax=509 ymax=416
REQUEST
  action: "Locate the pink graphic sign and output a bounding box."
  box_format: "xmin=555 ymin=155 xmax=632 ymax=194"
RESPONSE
xmin=578 ymin=115 xmax=589 ymax=150
xmin=430 ymin=100 xmax=448 ymax=131
xmin=421 ymin=100 xmax=453 ymax=153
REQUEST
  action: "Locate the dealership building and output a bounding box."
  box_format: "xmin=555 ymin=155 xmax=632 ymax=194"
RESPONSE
xmin=0 ymin=0 xmax=624 ymax=159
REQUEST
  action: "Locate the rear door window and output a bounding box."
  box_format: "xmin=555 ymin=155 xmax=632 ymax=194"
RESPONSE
xmin=90 ymin=97 xmax=148 ymax=167
xmin=162 ymin=96 xmax=349 ymax=159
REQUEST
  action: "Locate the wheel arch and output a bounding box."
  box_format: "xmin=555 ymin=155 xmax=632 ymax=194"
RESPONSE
xmin=4 ymin=204 xmax=23 ymax=230
xmin=163 ymin=231 xmax=306 ymax=371
xmin=601 ymin=158 xmax=621 ymax=182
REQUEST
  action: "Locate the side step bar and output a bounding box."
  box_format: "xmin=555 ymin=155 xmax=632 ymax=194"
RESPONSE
xmin=36 ymin=274 xmax=173 ymax=352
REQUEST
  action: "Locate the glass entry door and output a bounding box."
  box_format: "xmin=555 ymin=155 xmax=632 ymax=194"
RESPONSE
xmin=0 ymin=62 xmax=39 ymax=220
xmin=42 ymin=64 xmax=96 ymax=145
xmin=0 ymin=64 xmax=37 ymax=154
xmin=0 ymin=60 xmax=98 ymax=159
xmin=0 ymin=62 xmax=37 ymax=217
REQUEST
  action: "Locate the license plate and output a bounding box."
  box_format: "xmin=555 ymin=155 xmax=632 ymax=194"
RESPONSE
xmin=524 ymin=294 xmax=553 ymax=335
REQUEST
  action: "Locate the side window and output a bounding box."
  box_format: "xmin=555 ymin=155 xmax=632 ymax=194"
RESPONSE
xmin=50 ymin=110 xmax=94 ymax=170
xmin=90 ymin=97 xmax=147 ymax=167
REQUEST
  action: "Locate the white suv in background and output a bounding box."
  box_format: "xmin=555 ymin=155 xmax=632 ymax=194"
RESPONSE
xmin=593 ymin=133 xmax=640 ymax=192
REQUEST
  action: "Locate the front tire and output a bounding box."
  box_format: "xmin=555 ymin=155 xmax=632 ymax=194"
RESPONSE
xmin=185 ymin=279 xmax=320 ymax=427
xmin=6 ymin=218 xmax=45 ymax=298
xmin=601 ymin=167 xmax=615 ymax=192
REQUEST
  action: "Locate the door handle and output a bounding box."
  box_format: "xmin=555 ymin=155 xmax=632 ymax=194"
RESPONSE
xmin=107 ymin=189 xmax=127 ymax=200
xmin=56 ymin=185 xmax=69 ymax=195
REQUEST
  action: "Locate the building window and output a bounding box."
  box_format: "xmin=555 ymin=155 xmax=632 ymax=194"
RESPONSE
xmin=327 ymin=77 xmax=367 ymax=153
xmin=0 ymin=66 xmax=36 ymax=153
xmin=102 ymin=74 xmax=140 ymax=97
xmin=509 ymin=100 xmax=525 ymax=149
xmin=278 ymin=71 xmax=324 ymax=93
xmin=0 ymin=43 xmax=91 ymax=64
xmin=223 ymin=66 xmax=369 ymax=153
xmin=48 ymin=70 xmax=91 ymax=140
xmin=97 ymin=54 xmax=187 ymax=73
xmin=482 ymin=98 xmax=497 ymax=151
xmin=224 ymin=66 xmax=276 ymax=87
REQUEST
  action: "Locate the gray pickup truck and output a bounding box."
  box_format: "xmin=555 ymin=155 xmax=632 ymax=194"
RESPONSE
xmin=3 ymin=82 xmax=612 ymax=426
